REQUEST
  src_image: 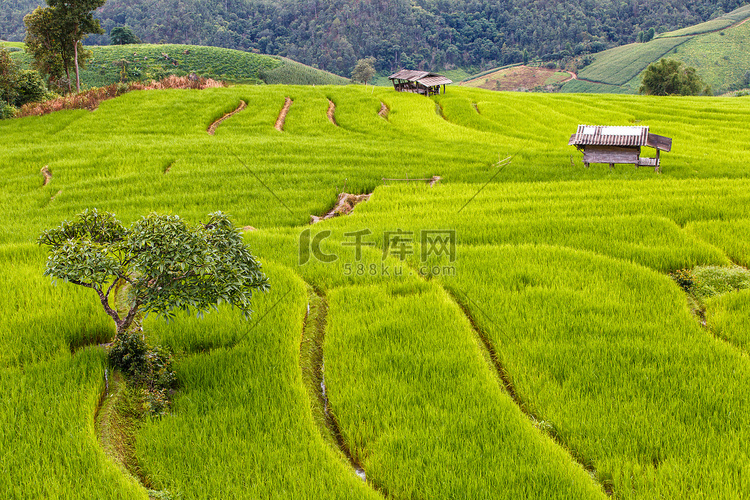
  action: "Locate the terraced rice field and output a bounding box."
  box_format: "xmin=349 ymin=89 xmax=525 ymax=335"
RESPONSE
xmin=6 ymin=43 xmax=349 ymax=89
xmin=563 ymin=4 xmax=750 ymax=94
xmin=1 ymin=84 xmax=749 ymax=499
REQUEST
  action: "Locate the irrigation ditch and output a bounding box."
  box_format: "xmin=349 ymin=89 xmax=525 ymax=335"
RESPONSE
xmin=299 ymin=285 xmax=382 ymax=493
xmin=671 ymin=264 xmax=750 ymax=353
xmin=94 ymin=369 xmax=169 ymax=500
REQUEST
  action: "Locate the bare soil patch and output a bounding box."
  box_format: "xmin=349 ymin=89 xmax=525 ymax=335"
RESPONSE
xmin=462 ymin=65 xmax=574 ymax=91
xmin=327 ymin=99 xmax=338 ymax=126
xmin=275 ymin=97 xmax=293 ymax=131
xmin=310 ymin=192 xmax=371 ymax=224
xmin=378 ymin=102 xmax=389 ymax=119
xmin=207 ymin=100 xmax=247 ymax=135
xmin=41 ymin=165 xmax=52 ymax=186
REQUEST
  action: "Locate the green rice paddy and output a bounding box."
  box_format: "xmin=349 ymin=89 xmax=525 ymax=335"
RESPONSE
xmin=1 ymin=83 xmax=749 ymax=498
xmin=562 ymin=4 xmax=750 ymax=94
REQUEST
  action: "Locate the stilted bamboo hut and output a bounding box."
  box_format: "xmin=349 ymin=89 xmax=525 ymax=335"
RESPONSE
xmin=389 ymin=70 xmax=452 ymax=96
xmin=569 ymin=125 xmax=672 ymax=172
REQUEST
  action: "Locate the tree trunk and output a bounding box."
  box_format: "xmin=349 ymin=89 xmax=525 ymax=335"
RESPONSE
xmin=65 ymin=64 xmax=71 ymax=94
xmin=116 ymin=302 xmax=142 ymax=336
xmin=74 ymin=40 xmax=80 ymax=94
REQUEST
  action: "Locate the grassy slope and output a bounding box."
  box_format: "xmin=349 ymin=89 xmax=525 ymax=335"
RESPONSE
xmin=1 ymin=86 xmax=750 ymax=498
xmin=8 ymin=43 xmax=349 ymax=87
xmin=562 ymin=4 xmax=750 ymax=94
xmin=661 ymin=21 xmax=750 ymax=94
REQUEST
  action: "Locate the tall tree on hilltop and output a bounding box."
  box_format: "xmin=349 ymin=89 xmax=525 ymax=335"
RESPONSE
xmin=351 ymin=57 xmax=376 ymax=85
xmin=46 ymin=0 xmax=105 ymax=93
xmin=24 ymin=7 xmax=68 ymax=91
xmin=0 ymin=48 xmax=20 ymax=106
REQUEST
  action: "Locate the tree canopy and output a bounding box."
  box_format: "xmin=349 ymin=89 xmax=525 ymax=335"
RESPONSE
xmin=38 ymin=209 xmax=270 ymax=335
xmin=0 ymin=48 xmax=19 ymax=106
xmin=24 ymin=6 xmax=74 ymax=91
xmin=3 ymin=0 xmax=748 ymax=76
xmin=639 ymin=58 xmax=711 ymax=96
xmin=351 ymin=57 xmax=376 ymax=84
xmin=46 ymin=0 xmax=105 ymax=92
xmin=109 ymin=26 xmax=140 ymax=45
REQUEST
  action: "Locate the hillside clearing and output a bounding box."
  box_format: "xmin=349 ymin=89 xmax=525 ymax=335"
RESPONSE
xmin=1 ymin=85 xmax=749 ymax=499
xmin=462 ymin=65 xmax=574 ymax=91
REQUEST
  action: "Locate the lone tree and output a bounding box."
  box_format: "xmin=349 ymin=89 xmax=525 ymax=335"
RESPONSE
xmin=25 ymin=1 xmax=104 ymax=93
xmin=110 ymin=26 xmax=141 ymax=45
xmin=47 ymin=0 xmax=105 ymax=93
xmin=38 ymin=209 xmax=270 ymax=336
xmin=351 ymin=57 xmax=376 ymax=85
xmin=639 ymin=58 xmax=711 ymax=96
xmin=0 ymin=48 xmax=19 ymax=106
xmin=24 ymin=6 xmax=72 ymax=91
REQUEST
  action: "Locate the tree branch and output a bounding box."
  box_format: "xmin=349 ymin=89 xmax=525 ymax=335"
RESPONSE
xmin=93 ymin=285 xmax=121 ymax=326
xmin=68 ymin=278 xmax=95 ymax=289
xmin=118 ymin=301 xmax=142 ymax=334
xmin=104 ymin=277 xmax=120 ymax=301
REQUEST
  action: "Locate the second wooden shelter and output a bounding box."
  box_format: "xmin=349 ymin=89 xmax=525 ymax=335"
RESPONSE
xmin=568 ymin=125 xmax=672 ymax=172
xmin=389 ymin=70 xmax=452 ymax=96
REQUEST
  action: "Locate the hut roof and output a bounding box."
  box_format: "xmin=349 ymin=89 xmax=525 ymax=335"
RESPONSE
xmin=388 ymin=69 xmax=453 ymax=86
xmin=568 ymin=125 xmax=672 ymax=152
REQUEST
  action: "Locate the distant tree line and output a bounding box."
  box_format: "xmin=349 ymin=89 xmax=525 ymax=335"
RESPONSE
xmin=1 ymin=0 xmax=748 ymax=76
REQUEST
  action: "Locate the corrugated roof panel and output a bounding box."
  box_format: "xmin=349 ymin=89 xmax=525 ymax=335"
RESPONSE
xmin=571 ymin=125 xmax=651 ymax=147
xmin=389 ymin=69 xmax=429 ymax=81
xmin=418 ymin=76 xmax=453 ymax=86
xmin=389 ymin=70 xmax=452 ymax=86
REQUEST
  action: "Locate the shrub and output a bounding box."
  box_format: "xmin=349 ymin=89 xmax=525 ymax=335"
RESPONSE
xmin=0 ymin=102 xmax=17 ymax=119
xmin=14 ymin=70 xmax=48 ymax=107
xmin=109 ymin=329 xmax=176 ymax=416
xmin=109 ymin=329 xmax=149 ymax=378
xmin=16 ymin=75 xmax=225 ymax=118
xmin=672 ymin=266 xmax=750 ymax=300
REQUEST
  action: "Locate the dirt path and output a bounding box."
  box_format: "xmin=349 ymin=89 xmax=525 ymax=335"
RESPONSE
xmin=327 ymin=99 xmax=338 ymax=126
xmin=275 ymin=97 xmax=293 ymax=131
xmin=562 ymin=71 xmax=577 ymax=83
xmin=207 ymin=100 xmax=246 ymax=135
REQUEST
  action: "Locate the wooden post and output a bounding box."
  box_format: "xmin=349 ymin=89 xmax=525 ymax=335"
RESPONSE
xmin=655 ymin=150 xmax=661 ymax=173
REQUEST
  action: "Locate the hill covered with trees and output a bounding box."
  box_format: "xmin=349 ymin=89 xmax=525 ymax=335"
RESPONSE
xmin=1 ymin=0 xmax=747 ymax=76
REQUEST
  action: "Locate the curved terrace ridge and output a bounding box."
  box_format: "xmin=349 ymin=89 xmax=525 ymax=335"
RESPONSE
xmin=447 ymin=287 xmax=614 ymax=496
xmin=207 ymin=100 xmax=247 ymax=135
xmin=275 ymin=97 xmax=293 ymax=131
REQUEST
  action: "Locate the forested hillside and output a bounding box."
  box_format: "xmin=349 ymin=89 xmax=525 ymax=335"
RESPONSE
xmin=1 ymin=0 xmax=747 ymax=76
